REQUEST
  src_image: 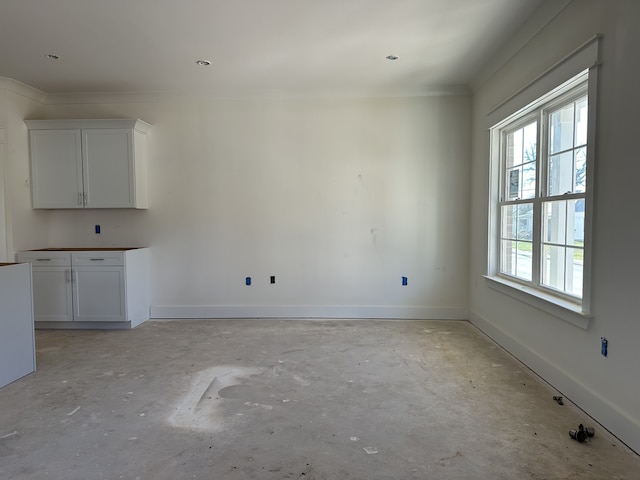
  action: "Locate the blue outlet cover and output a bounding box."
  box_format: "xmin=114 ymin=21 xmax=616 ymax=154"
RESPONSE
xmin=245 ymin=277 xmax=251 ymax=286
xmin=601 ymin=337 xmax=608 ymax=357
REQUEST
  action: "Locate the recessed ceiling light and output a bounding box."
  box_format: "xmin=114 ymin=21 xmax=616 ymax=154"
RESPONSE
xmin=386 ymin=55 xmax=399 ymax=61
xmin=196 ymin=60 xmax=211 ymax=66
xmin=44 ymin=54 xmax=60 ymax=60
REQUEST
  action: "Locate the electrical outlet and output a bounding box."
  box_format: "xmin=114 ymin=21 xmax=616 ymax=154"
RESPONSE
xmin=245 ymin=277 xmax=251 ymax=286
xmin=601 ymin=337 xmax=608 ymax=357
xmin=95 ymin=224 xmax=101 ymax=235
xmin=270 ymin=276 xmax=276 ymax=284
xmin=402 ymin=276 xmax=408 ymax=286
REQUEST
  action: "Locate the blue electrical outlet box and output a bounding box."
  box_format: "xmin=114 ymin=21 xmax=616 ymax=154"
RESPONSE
xmin=245 ymin=277 xmax=251 ymax=286
xmin=402 ymin=276 xmax=408 ymax=286
xmin=95 ymin=224 xmax=101 ymax=235
xmin=601 ymin=337 xmax=608 ymax=357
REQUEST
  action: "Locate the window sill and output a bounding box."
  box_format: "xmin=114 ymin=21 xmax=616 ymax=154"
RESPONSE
xmin=483 ymin=275 xmax=592 ymax=330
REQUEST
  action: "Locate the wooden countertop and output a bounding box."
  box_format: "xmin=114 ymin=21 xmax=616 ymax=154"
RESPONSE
xmin=27 ymin=247 xmax=144 ymax=252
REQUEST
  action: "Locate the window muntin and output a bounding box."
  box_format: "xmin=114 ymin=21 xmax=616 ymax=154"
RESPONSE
xmin=496 ymin=77 xmax=588 ymax=303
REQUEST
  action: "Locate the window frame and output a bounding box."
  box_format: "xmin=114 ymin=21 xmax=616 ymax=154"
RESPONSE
xmin=486 ymin=69 xmax=596 ymax=328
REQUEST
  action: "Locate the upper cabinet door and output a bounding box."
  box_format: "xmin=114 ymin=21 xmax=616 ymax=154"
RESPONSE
xmin=82 ymin=129 xmax=135 ymax=208
xmin=25 ymin=119 xmax=150 ymax=209
xmin=30 ymin=129 xmax=84 ymax=209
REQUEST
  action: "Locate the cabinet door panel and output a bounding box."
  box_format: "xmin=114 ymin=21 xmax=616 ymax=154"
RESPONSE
xmin=0 ymin=264 xmax=35 ymax=387
xmin=31 ymin=267 xmax=74 ymax=322
xmin=82 ymin=129 xmax=134 ymax=208
xmin=30 ymin=130 xmax=83 ymax=209
xmin=73 ymin=267 xmax=126 ymax=322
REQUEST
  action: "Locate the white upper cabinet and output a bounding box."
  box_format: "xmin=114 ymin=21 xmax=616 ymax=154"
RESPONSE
xmin=29 ymin=129 xmax=84 ymax=208
xmin=25 ymin=119 xmax=151 ymax=209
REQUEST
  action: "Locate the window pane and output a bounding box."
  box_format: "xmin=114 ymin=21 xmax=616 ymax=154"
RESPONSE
xmin=543 ymin=199 xmax=584 ymax=247
xmin=502 ymin=203 xmax=533 ymax=240
xmin=521 ymin=162 xmax=536 ymax=199
xmin=516 ymin=241 xmax=532 ymax=281
xmin=543 ymin=201 xmax=567 ymax=244
xmin=500 ymin=240 xmax=532 ymax=281
xmin=507 ymin=167 xmax=520 ymax=199
xmin=501 ymin=205 xmax=517 ymax=239
xmin=506 ymin=132 xmax=515 ymax=168
xmin=567 ymin=247 xmax=583 ymax=297
xmin=575 ymin=96 xmax=588 ymax=146
xmin=574 ymin=147 xmax=586 ymax=193
xmin=548 ymin=151 xmax=574 ymax=196
xmin=506 ymin=121 xmax=536 ymax=169
xmin=565 ymin=199 xmax=580 ymax=245
xmin=517 ymin=203 xmax=533 ymax=240
xmin=543 ymin=244 xmax=566 ymax=291
xmin=513 ymin=129 xmax=523 ymax=166
xmin=572 ymin=199 xmax=585 ymax=246
xmin=550 ymin=103 xmax=575 ymax=154
xmin=523 ymin=122 xmax=537 ymax=162
xmin=501 ymin=240 xmax=516 ymax=276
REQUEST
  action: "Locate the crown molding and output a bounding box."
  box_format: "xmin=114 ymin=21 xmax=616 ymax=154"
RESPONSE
xmin=45 ymin=85 xmax=471 ymax=105
xmin=0 ymin=77 xmax=47 ymax=104
xmin=2 ymin=77 xmax=470 ymax=106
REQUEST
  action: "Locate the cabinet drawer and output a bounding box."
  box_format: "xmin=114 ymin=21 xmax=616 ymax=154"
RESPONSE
xmin=17 ymin=251 xmax=71 ymax=267
xmin=72 ymin=251 xmax=125 ymax=266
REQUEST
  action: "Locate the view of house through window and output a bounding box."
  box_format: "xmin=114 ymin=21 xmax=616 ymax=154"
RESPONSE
xmin=493 ymin=72 xmax=590 ymax=304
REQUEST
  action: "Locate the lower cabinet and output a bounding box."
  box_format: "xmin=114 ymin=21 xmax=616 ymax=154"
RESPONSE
xmin=74 ymin=266 xmax=126 ymax=322
xmin=17 ymin=248 xmax=150 ymax=329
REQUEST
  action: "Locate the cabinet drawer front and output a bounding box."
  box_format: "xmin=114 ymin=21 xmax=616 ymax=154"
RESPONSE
xmin=72 ymin=251 xmax=125 ymax=266
xmin=17 ymin=251 xmax=71 ymax=267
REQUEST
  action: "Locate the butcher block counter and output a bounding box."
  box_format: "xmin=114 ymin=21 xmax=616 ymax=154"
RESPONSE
xmin=17 ymin=247 xmax=150 ymax=329
xmin=0 ymin=262 xmax=36 ymax=388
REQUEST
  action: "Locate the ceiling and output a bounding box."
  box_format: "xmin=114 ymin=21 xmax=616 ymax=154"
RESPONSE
xmin=0 ymin=0 xmax=544 ymax=98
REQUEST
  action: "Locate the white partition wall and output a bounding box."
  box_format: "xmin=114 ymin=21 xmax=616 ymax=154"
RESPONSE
xmin=0 ymin=263 xmax=35 ymax=388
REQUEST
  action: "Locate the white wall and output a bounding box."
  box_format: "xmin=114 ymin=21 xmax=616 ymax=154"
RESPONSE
xmin=0 ymin=89 xmax=7 ymax=261
xmin=7 ymin=94 xmax=470 ymax=319
xmin=469 ymin=0 xmax=640 ymax=453
xmin=0 ymin=84 xmax=49 ymax=257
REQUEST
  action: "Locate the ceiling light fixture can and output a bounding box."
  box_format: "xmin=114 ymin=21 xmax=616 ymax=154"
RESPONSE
xmin=196 ymin=60 xmax=211 ymax=66
xmin=386 ymin=55 xmax=399 ymax=61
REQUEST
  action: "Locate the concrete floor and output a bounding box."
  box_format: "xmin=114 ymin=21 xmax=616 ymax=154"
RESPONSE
xmin=1 ymin=320 xmax=639 ymax=479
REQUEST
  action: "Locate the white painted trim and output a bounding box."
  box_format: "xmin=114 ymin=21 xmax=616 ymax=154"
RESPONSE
xmin=24 ymin=118 xmax=151 ymax=133
xmin=44 ymin=85 xmax=471 ymax=105
xmin=468 ymin=310 xmax=640 ymax=455
xmin=484 ymin=275 xmax=591 ymax=330
xmin=150 ymin=305 xmax=468 ymax=320
xmin=0 ymin=77 xmax=47 ymax=104
xmin=34 ymin=321 xmax=133 ymax=330
xmin=487 ymin=34 xmax=600 ymax=117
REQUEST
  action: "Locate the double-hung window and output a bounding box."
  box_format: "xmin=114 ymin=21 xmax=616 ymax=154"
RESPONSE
xmin=489 ymin=70 xmax=593 ymax=320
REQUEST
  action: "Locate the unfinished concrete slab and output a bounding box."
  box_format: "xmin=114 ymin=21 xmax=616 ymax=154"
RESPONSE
xmin=1 ymin=319 xmax=638 ymax=479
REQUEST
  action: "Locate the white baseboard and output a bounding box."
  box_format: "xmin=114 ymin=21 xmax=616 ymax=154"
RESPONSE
xmin=468 ymin=310 xmax=640 ymax=455
xmin=150 ymin=304 xmax=467 ymax=320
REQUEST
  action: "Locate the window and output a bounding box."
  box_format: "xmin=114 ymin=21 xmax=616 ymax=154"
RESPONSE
xmin=489 ymin=71 xmax=593 ymax=318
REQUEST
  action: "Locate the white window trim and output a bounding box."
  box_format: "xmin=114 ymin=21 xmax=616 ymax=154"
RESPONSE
xmin=486 ymin=66 xmax=599 ymax=330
